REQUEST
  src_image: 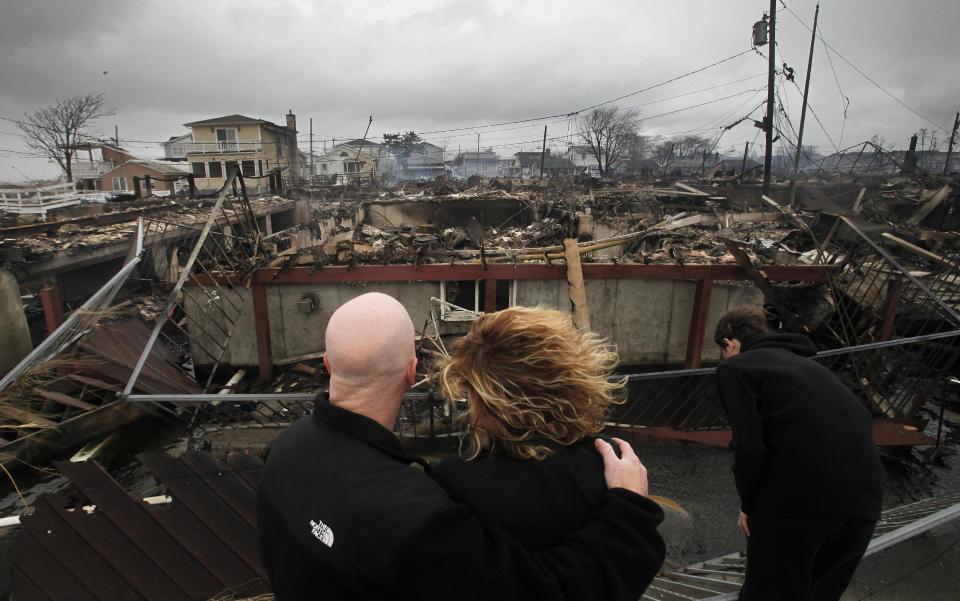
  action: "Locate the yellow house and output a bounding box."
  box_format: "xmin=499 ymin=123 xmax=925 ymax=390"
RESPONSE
xmin=184 ymin=112 xmax=299 ymax=191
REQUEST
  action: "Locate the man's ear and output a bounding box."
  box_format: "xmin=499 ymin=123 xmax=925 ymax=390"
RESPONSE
xmin=404 ymin=356 xmax=418 ymax=386
xmin=323 ymin=354 xmax=332 ymax=375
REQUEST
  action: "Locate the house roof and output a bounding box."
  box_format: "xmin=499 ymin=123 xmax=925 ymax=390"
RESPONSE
xmin=164 ymin=133 xmax=193 ymax=143
xmin=183 ymin=114 xmax=269 ymax=127
xmin=338 ymin=138 xmax=384 ymax=148
xmin=133 ymin=160 xmax=191 ymax=175
xmin=320 ymin=147 xmax=377 ymax=161
xmin=410 ymin=142 xmax=443 ymax=152
xmin=566 ymin=145 xmax=593 ymax=154
xmin=101 ymin=160 xmax=190 ymax=178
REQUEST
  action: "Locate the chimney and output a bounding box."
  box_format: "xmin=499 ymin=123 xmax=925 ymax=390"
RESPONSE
xmin=286 ymin=110 xmax=297 ymax=133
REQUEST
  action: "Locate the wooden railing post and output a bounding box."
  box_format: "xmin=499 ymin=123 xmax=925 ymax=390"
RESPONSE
xmin=252 ymin=283 xmax=274 ymax=382
xmin=685 ymin=279 xmax=714 ymax=368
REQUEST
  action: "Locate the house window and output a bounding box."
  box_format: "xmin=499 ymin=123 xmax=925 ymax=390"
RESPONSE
xmin=344 ymin=161 xmax=363 ymax=173
xmin=439 ymin=280 xmax=513 ymax=321
xmin=208 ymin=161 xmax=223 ymax=178
xmin=241 ymin=160 xmax=256 ymax=177
xmin=276 ymin=143 xmax=283 ymax=157
xmin=191 ymin=162 xmax=206 ymax=178
xmin=225 ymin=161 xmax=239 ymax=177
xmin=112 ymin=176 xmax=127 ymax=191
xmin=215 ymin=128 xmax=238 ymax=151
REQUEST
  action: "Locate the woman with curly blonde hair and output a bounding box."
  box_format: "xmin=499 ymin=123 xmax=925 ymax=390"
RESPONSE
xmin=432 ymin=306 xmax=665 ymax=580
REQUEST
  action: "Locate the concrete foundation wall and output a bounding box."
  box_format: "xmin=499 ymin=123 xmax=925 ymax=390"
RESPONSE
xmin=515 ymin=279 xmax=761 ymax=364
xmin=0 ymin=269 xmax=33 ymax=375
xmin=187 ymin=278 xmax=762 ymax=369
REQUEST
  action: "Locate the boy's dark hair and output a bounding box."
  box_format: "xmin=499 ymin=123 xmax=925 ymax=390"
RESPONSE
xmin=713 ymin=306 xmax=770 ymax=347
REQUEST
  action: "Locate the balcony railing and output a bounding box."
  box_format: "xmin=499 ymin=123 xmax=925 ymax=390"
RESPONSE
xmin=72 ymin=160 xmax=116 ymax=179
xmin=186 ymin=141 xmax=262 ymax=154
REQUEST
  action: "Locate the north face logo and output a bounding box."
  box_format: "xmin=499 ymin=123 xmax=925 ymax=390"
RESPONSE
xmin=310 ymin=519 xmax=335 ymax=548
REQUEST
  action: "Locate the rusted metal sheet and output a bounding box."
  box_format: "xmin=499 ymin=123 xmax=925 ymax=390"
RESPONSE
xmin=12 ymin=451 xmax=268 ymax=601
xmin=78 ymin=320 xmax=200 ymax=395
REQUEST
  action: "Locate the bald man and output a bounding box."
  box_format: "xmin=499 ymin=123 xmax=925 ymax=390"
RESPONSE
xmin=258 ymin=293 xmax=664 ymax=601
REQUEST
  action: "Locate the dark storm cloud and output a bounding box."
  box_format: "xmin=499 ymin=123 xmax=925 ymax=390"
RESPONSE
xmin=1 ymin=0 xmax=958 ymax=180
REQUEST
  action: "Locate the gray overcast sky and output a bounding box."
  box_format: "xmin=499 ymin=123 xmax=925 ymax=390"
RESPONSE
xmin=0 ymin=0 xmax=957 ymax=182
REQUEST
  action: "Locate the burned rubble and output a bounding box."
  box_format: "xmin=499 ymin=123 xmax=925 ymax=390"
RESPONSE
xmin=0 ymin=168 xmax=956 ymax=475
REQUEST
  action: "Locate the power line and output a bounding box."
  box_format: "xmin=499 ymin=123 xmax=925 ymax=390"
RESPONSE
xmin=779 ymin=0 xmax=950 ymax=134
xmin=312 ymin=48 xmax=758 ymax=142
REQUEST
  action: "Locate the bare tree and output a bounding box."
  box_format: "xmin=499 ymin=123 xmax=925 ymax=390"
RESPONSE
xmin=577 ymin=106 xmax=639 ymax=176
xmin=652 ymin=137 xmax=677 ymax=176
xmin=14 ymin=93 xmax=113 ymax=182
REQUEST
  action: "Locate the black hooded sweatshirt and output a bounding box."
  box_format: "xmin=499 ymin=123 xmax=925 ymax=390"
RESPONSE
xmin=715 ymin=333 xmax=885 ymax=520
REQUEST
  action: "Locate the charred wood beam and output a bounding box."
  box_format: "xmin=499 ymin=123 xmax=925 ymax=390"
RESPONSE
xmin=722 ymin=239 xmax=808 ymax=333
xmin=230 ymin=263 xmax=835 ymax=285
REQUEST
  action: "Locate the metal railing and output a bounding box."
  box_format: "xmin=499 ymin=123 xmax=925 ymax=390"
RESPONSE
xmin=121 ymin=168 xmax=269 ymax=407
xmin=0 ymin=220 xmax=145 ymax=394
xmin=650 ymin=491 xmax=960 ymax=601
xmin=71 ymin=160 xmax=116 ymax=179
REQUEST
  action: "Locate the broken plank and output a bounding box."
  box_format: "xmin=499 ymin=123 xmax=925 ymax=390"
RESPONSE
xmin=66 ymin=374 xmax=121 ymax=392
xmin=722 ymin=239 xmax=807 ymax=334
xmin=907 ymin=185 xmax=952 ymax=225
xmin=563 ymin=238 xmax=591 ymax=330
xmin=36 ymin=389 xmax=97 ymax=411
xmin=852 ymin=187 xmax=868 ymax=214
xmin=0 ymin=406 xmax=57 ymax=428
xmin=674 ymin=182 xmax=709 ymax=196
xmin=880 ymin=232 xmax=960 ymax=269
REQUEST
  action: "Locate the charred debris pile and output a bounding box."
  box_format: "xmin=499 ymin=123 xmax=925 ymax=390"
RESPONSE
xmin=283 ymin=177 xmax=804 ymax=269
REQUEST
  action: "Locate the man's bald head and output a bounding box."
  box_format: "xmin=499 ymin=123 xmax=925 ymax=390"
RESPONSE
xmin=325 ymin=293 xmax=416 ymax=391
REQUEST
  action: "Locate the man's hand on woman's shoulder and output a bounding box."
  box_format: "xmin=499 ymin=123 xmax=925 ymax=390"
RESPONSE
xmin=595 ymin=437 xmax=649 ymax=497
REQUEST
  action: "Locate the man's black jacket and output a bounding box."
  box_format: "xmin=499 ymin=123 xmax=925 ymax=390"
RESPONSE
xmin=715 ymin=333 xmax=885 ymax=520
xmin=258 ymin=397 xmax=666 ymax=601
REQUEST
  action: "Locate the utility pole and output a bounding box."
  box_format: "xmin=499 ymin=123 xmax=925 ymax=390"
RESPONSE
xmin=740 ymin=141 xmax=750 ymax=177
xmin=477 ymin=133 xmax=481 ymax=180
xmin=114 ymin=124 xmax=119 ymax=147
xmin=788 ymin=3 xmax=819 ymax=207
xmin=539 ymin=125 xmax=548 ymax=180
xmin=309 ymin=118 xmax=314 ymax=176
xmin=763 ymin=0 xmax=777 ymax=195
xmin=945 ymin=111 xmax=960 ymax=176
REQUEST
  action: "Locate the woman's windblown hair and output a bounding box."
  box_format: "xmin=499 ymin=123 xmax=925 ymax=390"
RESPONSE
xmin=440 ymin=307 xmax=625 ymax=461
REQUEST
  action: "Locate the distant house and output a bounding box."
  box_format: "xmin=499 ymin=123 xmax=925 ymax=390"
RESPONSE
xmin=315 ymin=146 xmax=379 ymax=182
xmin=183 ymin=112 xmax=299 ymax=190
xmin=70 ymin=143 xmax=137 ymax=190
xmin=611 ymin=157 xmax=659 ymax=178
xmin=404 ymin=142 xmax=446 ymax=179
xmin=509 ymin=151 xmax=544 ymax=177
xmin=330 ymin=139 xmax=388 ymax=160
xmin=510 ymin=150 xmax=576 ymax=177
xmin=565 ymin=145 xmax=599 ymax=175
xmin=706 ymin=158 xmax=762 ymax=178
xmin=101 ymin=159 xmax=190 ymax=196
xmin=453 ymin=150 xmax=500 ymax=178
xmin=162 ymin=133 xmax=193 ymax=161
